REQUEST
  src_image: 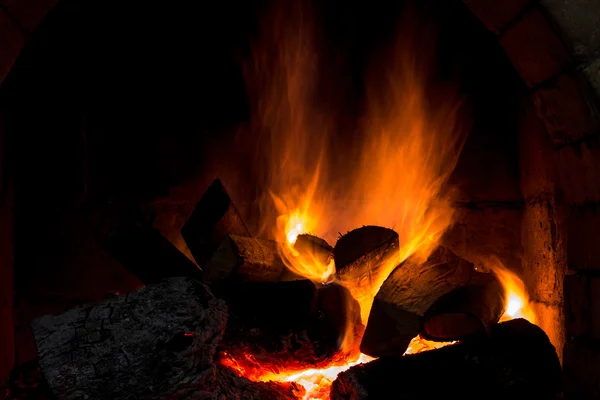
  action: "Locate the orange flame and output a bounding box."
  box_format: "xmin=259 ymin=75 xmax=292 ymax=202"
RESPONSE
xmin=245 ymin=2 xmax=467 ymax=325
xmin=486 ymin=258 xmax=536 ymax=324
xmin=236 ymin=3 xmax=470 ymax=398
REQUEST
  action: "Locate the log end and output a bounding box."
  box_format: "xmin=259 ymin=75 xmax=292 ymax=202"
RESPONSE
xmin=333 ymin=226 xmax=399 ymax=271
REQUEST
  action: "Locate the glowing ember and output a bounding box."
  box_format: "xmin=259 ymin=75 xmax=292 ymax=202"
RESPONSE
xmin=283 ymin=353 xmax=375 ymax=400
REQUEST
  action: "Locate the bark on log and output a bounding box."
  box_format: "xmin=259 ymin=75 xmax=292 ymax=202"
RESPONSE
xmin=333 ymin=226 xmax=399 ymax=320
xmin=333 ymin=319 xmax=562 ymax=400
xmin=360 ymin=246 xmax=474 ymax=357
xmin=279 ymin=234 xmax=334 ymax=282
xmin=31 ymin=277 xmax=231 ymax=400
xmin=422 ymin=272 xmax=505 ymax=341
xmin=204 ymin=235 xmax=286 ymax=284
xmin=218 ymin=280 xmax=363 ymax=378
xmin=181 ymin=179 xmax=251 ymax=267
xmin=92 ymin=205 xmax=202 ymax=285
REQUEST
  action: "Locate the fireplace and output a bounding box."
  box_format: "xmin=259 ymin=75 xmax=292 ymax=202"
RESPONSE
xmin=1 ymin=0 xmax=600 ymax=398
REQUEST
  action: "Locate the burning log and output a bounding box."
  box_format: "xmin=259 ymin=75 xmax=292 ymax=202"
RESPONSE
xmin=92 ymin=205 xmax=202 ymax=285
xmin=181 ymin=178 xmax=251 ymax=267
xmin=421 ymin=271 xmax=505 ymax=341
xmin=279 ymin=234 xmax=334 ymax=282
xmin=218 ymin=280 xmax=363 ymax=378
xmin=333 ymin=319 xmax=562 ymax=400
xmin=203 ymin=234 xmax=286 ymax=284
xmin=31 ymin=277 xmax=229 ymax=400
xmin=296 ymin=234 xmax=333 ymax=264
xmin=333 ymin=226 xmax=399 ymax=318
xmin=360 ymin=246 xmax=474 ymax=357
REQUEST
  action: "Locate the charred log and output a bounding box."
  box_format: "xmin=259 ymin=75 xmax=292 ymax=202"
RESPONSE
xmin=360 ymin=246 xmax=474 ymax=357
xmin=422 ymin=272 xmax=505 ymax=341
xmin=181 ymin=179 xmax=251 ymax=267
xmin=92 ymin=205 xmax=202 ymax=285
xmin=333 ymin=226 xmax=399 ymax=316
xmin=218 ymin=280 xmax=363 ymax=377
xmin=31 ymin=278 xmax=229 ymax=400
xmin=204 ymin=234 xmax=286 ymax=284
xmin=333 ymin=319 xmax=562 ymax=400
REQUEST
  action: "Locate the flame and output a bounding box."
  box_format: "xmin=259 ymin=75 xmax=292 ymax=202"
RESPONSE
xmin=283 ymin=353 xmax=375 ymax=400
xmin=482 ymin=257 xmax=535 ymax=324
xmin=403 ymin=336 xmax=457 ymax=355
xmin=233 ymin=4 xmax=469 ymax=397
xmin=245 ymin=1 xmax=467 ymax=326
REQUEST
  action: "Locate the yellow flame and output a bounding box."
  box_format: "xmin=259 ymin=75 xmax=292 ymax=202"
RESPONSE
xmin=403 ymin=336 xmax=457 ymax=355
xmin=283 ymin=353 xmax=375 ymax=400
xmin=486 ymin=257 xmax=536 ymax=324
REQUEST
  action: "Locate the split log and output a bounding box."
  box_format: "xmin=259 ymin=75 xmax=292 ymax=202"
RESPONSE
xmin=31 ymin=277 xmax=229 ymax=400
xmin=218 ymin=280 xmax=363 ymax=378
xmin=333 ymin=319 xmax=562 ymax=400
xmin=203 ymin=234 xmax=286 ymax=284
xmin=333 ymin=226 xmax=399 ymax=320
xmin=421 ymin=271 xmax=505 ymax=341
xmin=279 ymin=234 xmax=333 ymax=282
xmin=360 ymin=246 xmax=474 ymax=357
xmin=92 ymin=204 xmax=202 ymax=285
xmin=181 ymin=179 xmax=251 ymax=267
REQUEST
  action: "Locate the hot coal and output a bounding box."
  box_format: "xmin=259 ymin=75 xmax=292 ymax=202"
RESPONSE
xmin=333 ymin=319 xmax=562 ymax=400
xmin=218 ymin=280 xmax=364 ymax=378
xmin=182 ymin=178 xmax=251 ymax=267
xmin=361 ymin=246 xmax=474 ymax=357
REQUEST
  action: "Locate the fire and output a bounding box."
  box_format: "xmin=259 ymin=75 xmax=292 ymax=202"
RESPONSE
xmin=221 ymin=351 xmax=375 ymax=400
xmin=282 ymin=353 xmax=375 ymax=400
xmin=488 ymin=259 xmax=536 ymax=324
xmin=233 ymin=3 xmax=473 ymax=399
xmin=245 ymin=1 xmax=467 ymax=325
xmin=403 ymin=336 xmax=457 ymax=355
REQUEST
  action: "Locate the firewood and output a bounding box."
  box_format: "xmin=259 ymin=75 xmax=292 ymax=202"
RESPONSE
xmin=203 ymin=234 xmax=286 ymax=284
xmin=333 ymin=319 xmax=562 ymax=400
xmin=333 ymin=226 xmax=399 ymax=318
xmin=31 ymin=278 xmax=229 ymax=400
xmin=422 ymin=272 xmax=505 ymax=341
xmin=218 ymin=280 xmax=363 ymax=377
xmin=92 ymin=205 xmax=202 ymax=285
xmin=360 ymin=246 xmax=474 ymax=357
xmin=279 ymin=234 xmax=333 ymax=282
xmin=181 ymin=178 xmax=251 ymax=267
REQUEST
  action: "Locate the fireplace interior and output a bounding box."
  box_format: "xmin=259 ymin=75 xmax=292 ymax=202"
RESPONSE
xmin=1 ymin=0 xmax=600 ymax=399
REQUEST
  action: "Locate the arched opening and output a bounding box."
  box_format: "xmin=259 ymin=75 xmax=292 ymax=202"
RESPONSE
xmin=0 ymin=0 xmax=598 ymax=397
